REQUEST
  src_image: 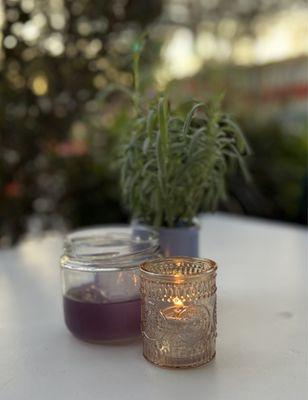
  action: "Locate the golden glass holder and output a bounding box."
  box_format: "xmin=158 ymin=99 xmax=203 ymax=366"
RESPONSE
xmin=140 ymin=257 xmax=217 ymax=368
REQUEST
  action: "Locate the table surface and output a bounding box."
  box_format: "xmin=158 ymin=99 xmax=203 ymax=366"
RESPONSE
xmin=1 ymin=214 xmax=307 ymax=400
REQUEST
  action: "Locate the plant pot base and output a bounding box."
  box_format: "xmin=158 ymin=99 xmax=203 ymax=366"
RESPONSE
xmin=159 ymin=226 xmax=199 ymax=257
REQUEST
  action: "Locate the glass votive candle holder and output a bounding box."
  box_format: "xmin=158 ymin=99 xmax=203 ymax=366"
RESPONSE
xmin=60 ymin=226 xmax=160 ymax=343
xmin=140 ymin=257 xmax=217 ymax=368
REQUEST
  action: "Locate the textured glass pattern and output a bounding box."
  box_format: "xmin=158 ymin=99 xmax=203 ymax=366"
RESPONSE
xmin=140 ymin=257 xmax=217 ymax=368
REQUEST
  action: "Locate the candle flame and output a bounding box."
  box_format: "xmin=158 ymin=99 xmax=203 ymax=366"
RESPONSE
xmin=173 ymin=296 xmax=184 ymax=307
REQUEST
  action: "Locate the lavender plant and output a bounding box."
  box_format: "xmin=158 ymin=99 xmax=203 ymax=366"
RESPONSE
xmin=120 ymin=41 xmax=250 ymax=227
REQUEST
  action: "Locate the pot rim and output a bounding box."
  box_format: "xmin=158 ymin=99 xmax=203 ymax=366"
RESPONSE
xmin=158 ymin=223 xmax=200 ymax=231
xmin=140 ymin=256 xmax=217 ymax=282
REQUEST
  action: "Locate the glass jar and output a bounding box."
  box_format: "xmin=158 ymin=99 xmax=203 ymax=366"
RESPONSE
xmin=60 ymin=225 xmax=160 ymax=343
xmin=140 ymin=257 xmax=217 ymax=368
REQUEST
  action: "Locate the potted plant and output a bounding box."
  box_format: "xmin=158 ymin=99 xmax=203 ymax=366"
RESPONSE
xmin=118 ymin=40 xmax=250 ymax=256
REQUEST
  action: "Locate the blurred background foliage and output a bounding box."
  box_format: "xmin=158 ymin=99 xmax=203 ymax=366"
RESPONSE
xmin=0 ymin=0 xmax=307 ymax=246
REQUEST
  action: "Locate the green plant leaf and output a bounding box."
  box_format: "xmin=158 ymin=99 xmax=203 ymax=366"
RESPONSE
xmin=183 ymin=102 xmax=204 ymax=136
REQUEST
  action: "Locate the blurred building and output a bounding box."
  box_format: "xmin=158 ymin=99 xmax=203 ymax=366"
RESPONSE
xmin=227 ymin=56 xmax=308 ymax=127
xmin=170 ymin=56 xmax=308 ymax=131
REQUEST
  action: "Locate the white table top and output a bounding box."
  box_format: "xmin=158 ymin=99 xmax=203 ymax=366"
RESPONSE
xmin=1 ymin=214 xmax=307 ymax=400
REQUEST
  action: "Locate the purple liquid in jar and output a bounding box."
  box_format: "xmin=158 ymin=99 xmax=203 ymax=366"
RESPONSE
xmin=63 ymin=283 xmax=141 ymax=342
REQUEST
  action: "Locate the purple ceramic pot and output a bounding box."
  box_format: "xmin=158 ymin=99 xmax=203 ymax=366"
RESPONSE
xmin=158 ymin=225 xmax=199 ymax=257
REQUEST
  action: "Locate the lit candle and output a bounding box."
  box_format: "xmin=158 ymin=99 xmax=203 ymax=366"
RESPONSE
xmin=164 ymin=296 xmax=185 ymax=317
xmin=140 ymin=257 xmax=217 ymax=368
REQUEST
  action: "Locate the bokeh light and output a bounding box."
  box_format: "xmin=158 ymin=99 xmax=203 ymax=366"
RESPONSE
xmin=30 ymin=73 xmax=48 ymax=96
xmin=0 ymin=0 xmax=307 ymax=246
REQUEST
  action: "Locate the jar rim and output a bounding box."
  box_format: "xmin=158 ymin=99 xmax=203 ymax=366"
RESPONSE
xmin=140 ymin=257 xmax=217 ymax=281
xmin=61 ymin=225 xmax=159 ymax=272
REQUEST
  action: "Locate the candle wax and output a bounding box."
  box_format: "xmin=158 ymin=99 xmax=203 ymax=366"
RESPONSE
xmin=63 ymin=284 xmax=141 ymax=342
